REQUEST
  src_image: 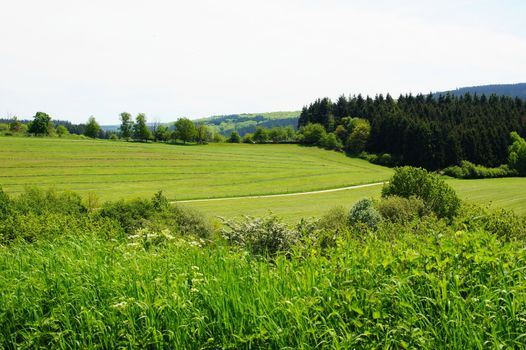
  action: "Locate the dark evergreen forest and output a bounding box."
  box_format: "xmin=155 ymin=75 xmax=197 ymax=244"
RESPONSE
xmin=298 ymin=94 xmax=526 ymax=169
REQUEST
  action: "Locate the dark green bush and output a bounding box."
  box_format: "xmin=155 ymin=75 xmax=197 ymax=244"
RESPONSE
xmin=376 ymin=195 xmax=429 ymax=223
xmin=443 ymin=160 xmax=517 ymax=179
xmin=382 ymin=166 xmax=460 ymax=220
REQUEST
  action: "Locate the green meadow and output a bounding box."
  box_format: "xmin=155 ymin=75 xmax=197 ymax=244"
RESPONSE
xmin=1 ymin=137 xmax=525 ymax=220
xmin=0 ymin=137 xmax=391 ymax=201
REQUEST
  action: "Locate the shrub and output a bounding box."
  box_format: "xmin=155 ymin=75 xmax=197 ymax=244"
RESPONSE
xmin=348 ymin=198 xmax=381 ymax=228
xmin=221 ymin=215 xmax=298 ymax=256
xmin=99 ymin=198 xmax=154 ymax=234
xmin=382 ymin=166 xmax=461 ymax=220
xmin=12 ymin=188 xmax=87 ymax=216
xmin=317 ymin=206 xmax=348 ymax=231
xmin=0 ymin=186 xmax=10 ymax=219
xmin=360 ymin=152 xmax=400 ymax=167
xmin=443 ymin=160 xmax=517 ymax=179
xmin=456 ymin=204 xmax=526 ymax=241
xmin=299 ymin=123 xmax=326 ymax=145
xmin=376 ymin=196 xmax=428 ymax=223
xmin=228 ymin=131 xmax=241 ymax=143
xmin=320 ymin=132 xmax=343 ymax=150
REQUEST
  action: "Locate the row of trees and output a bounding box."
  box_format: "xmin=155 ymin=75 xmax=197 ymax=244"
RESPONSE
xmin=298 ymin=93 xmax=526 ymax=169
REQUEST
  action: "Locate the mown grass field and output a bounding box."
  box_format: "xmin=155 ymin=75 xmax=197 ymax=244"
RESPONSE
xmin=0 ymin=137 xmax=392 ymax=201
xmin=187 ymin=177 xmax=526 ymax=221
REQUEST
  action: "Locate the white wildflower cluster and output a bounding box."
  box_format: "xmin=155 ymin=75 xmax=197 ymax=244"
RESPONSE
xmin=127 ymin=228 xmax=175 ymax=249
xmin=220 ymin=215 xmax=299 ymax=256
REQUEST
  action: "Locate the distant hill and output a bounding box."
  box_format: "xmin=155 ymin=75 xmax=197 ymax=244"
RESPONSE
xmin=433 ymin=83 xmax=526 ymax=100
xmin=195 ymin=111 xmax=300 ymax=136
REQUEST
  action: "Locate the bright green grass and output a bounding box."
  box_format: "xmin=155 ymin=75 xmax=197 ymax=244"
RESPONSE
xmin=0 ymin=137 xmax=392 ymax=201
xmin=1 ymin=228 xmax=524 ymax=348
xmin=448 ymin=178 xmax=526 ymax=215
xmin=187 ymin=185 xmax=383 ymax=222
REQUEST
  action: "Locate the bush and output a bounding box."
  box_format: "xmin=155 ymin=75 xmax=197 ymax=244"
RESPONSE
xmin=348 ymin=198 xmax=381 ymax=228
xmin=382 ymin=166 xmax=461 ymax=220
xmin=376 ymin=196 xmax=429 ymax=223
xmin=12 ymin=188 xmax=87 ymax=216
xmin=99 ymin=192 xmax=213 ymax=238
xmin=317 ymin=206 xmax=348 ymax=231
xmin=360 ymin=152 xmax=400 ymax=167
xmin=221 ymin=215 xmax=298 ymax=256
xmin=320 ymin=132 xmax=343 ymax=150
xmin=299 ymin=123 xmax=326 ymax=145
xmin=443 ymin=160 xmax=517 ymax=179
xmin=456 ymin=204 xmax=526 ymax=241
xmin=228 ymin=131 xmax=241 ymax=143
xmin=0 ymin=186 xmax=10 ymax=220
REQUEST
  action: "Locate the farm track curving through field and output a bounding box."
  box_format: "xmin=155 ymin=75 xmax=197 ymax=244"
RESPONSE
xmin=174 ymin=182 xmax=385 ymax=203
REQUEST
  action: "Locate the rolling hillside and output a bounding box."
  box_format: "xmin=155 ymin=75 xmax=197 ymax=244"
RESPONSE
xmin=195 ymin=111 xmax=300 ymax=136
xmin=433 ymin=83 xmax=526 ymax=100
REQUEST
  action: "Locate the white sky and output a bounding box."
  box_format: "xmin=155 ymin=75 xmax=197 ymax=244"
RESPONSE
xmin=1 ymin=0 xmax=525 ymax=124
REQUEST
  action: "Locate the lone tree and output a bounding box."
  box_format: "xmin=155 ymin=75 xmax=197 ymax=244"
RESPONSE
xmin=84 ymin=116 xmax=101 ymax=138
xmin=28 ymin=112 xmax=53 ymax=135
xmin=133 ymin=113 xmax=152 ymax=142
xmin=119 ymin=112 xmax=133 ymax=139
xmin=173 ymin=118 xmax=196 ymax=144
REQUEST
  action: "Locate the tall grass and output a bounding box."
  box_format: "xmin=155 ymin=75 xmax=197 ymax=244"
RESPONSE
xmin=1 ymin=225 xmax=525 ymax=348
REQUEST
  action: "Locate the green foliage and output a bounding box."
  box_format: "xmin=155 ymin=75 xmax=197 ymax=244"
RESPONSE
xmin=360 ymin=152 xmax=399 ymax=167
xmin=348 ymin=198 xmax=381 ymax=228
xmin=444 ymin=160 xmax=517 ymax=179
xmin=28 ymin=112 xmax=53 ymax=135
xmin=221 ymin=215 xmax=299 ymax=256
xmin=508 ymin=131 xmax=526 ymax=175
xmin=299 ymin=123 xmax=326 ymax=145
xmin=317 ymin=206 xmax=348 ymax=231
xmin=8 ymin=117 xmax=23 ymax=133
xmin=376 ymin=195 xmax=428 ymax=223
xmin=98 ymin=192 xmax=212 ymax=238
xmin=133 ymin=113 xmax=152 ymax=142
xmin=2 ymin=211 xmax=524 ymax=348
xmin=320 ymin=132 xmax=343 ymax=150
xmin=84 ymin=116 xmax=101 ymax=138
xmin=119 ymin=112 xmax=133 ymax=139
xmin=382 ymin=166 xmax=461 ymax=220
xmin=228 ymin=131 xmax=241 ymax=143
xmin=153 ymin=124 xmax=170 ymax=142
xmin=299 ymin=93 xmax=526 ymax=169
xmin=242 ymin=133 xmax=254 ymax=143
xmin=173 ymin=118 xmax=196 ymax=144
xmin=55 ymin=125 xmax=69 ymax=137
xmin=252 ymin=126 xmax=268 ymax=143
xmin=0 ymin=186 xmax=10 ymax=220
xmin=345 ymin=118 xmax=371 ymax=154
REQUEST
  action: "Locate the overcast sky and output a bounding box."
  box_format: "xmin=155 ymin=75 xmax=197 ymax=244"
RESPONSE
xmin=1 ymin=0 xmax=525 ymax=124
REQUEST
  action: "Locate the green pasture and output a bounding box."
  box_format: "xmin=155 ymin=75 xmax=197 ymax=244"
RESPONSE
xmin=186 ymin=177 xmax=526 ymax=221
xmin=0 ymin=137 xmax=391 ymax=201
xmin=1 ymin=137 xmax=525 ymax=221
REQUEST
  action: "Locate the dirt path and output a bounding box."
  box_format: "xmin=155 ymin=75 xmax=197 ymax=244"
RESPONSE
xmin=172 ymin=182 xmax=385 ymax=204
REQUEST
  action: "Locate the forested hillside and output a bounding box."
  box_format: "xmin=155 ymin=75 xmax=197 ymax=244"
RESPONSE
xmin=299 ymin=94 xmax=526 ymax=169
xmin=196 ymin=111 xmax=300 ymax=136
xmin=434 ymin=83 xmax=526 ymax=100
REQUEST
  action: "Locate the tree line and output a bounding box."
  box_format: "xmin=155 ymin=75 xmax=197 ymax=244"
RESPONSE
xmin=298 ymin=93 xmax=526 ymax=169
